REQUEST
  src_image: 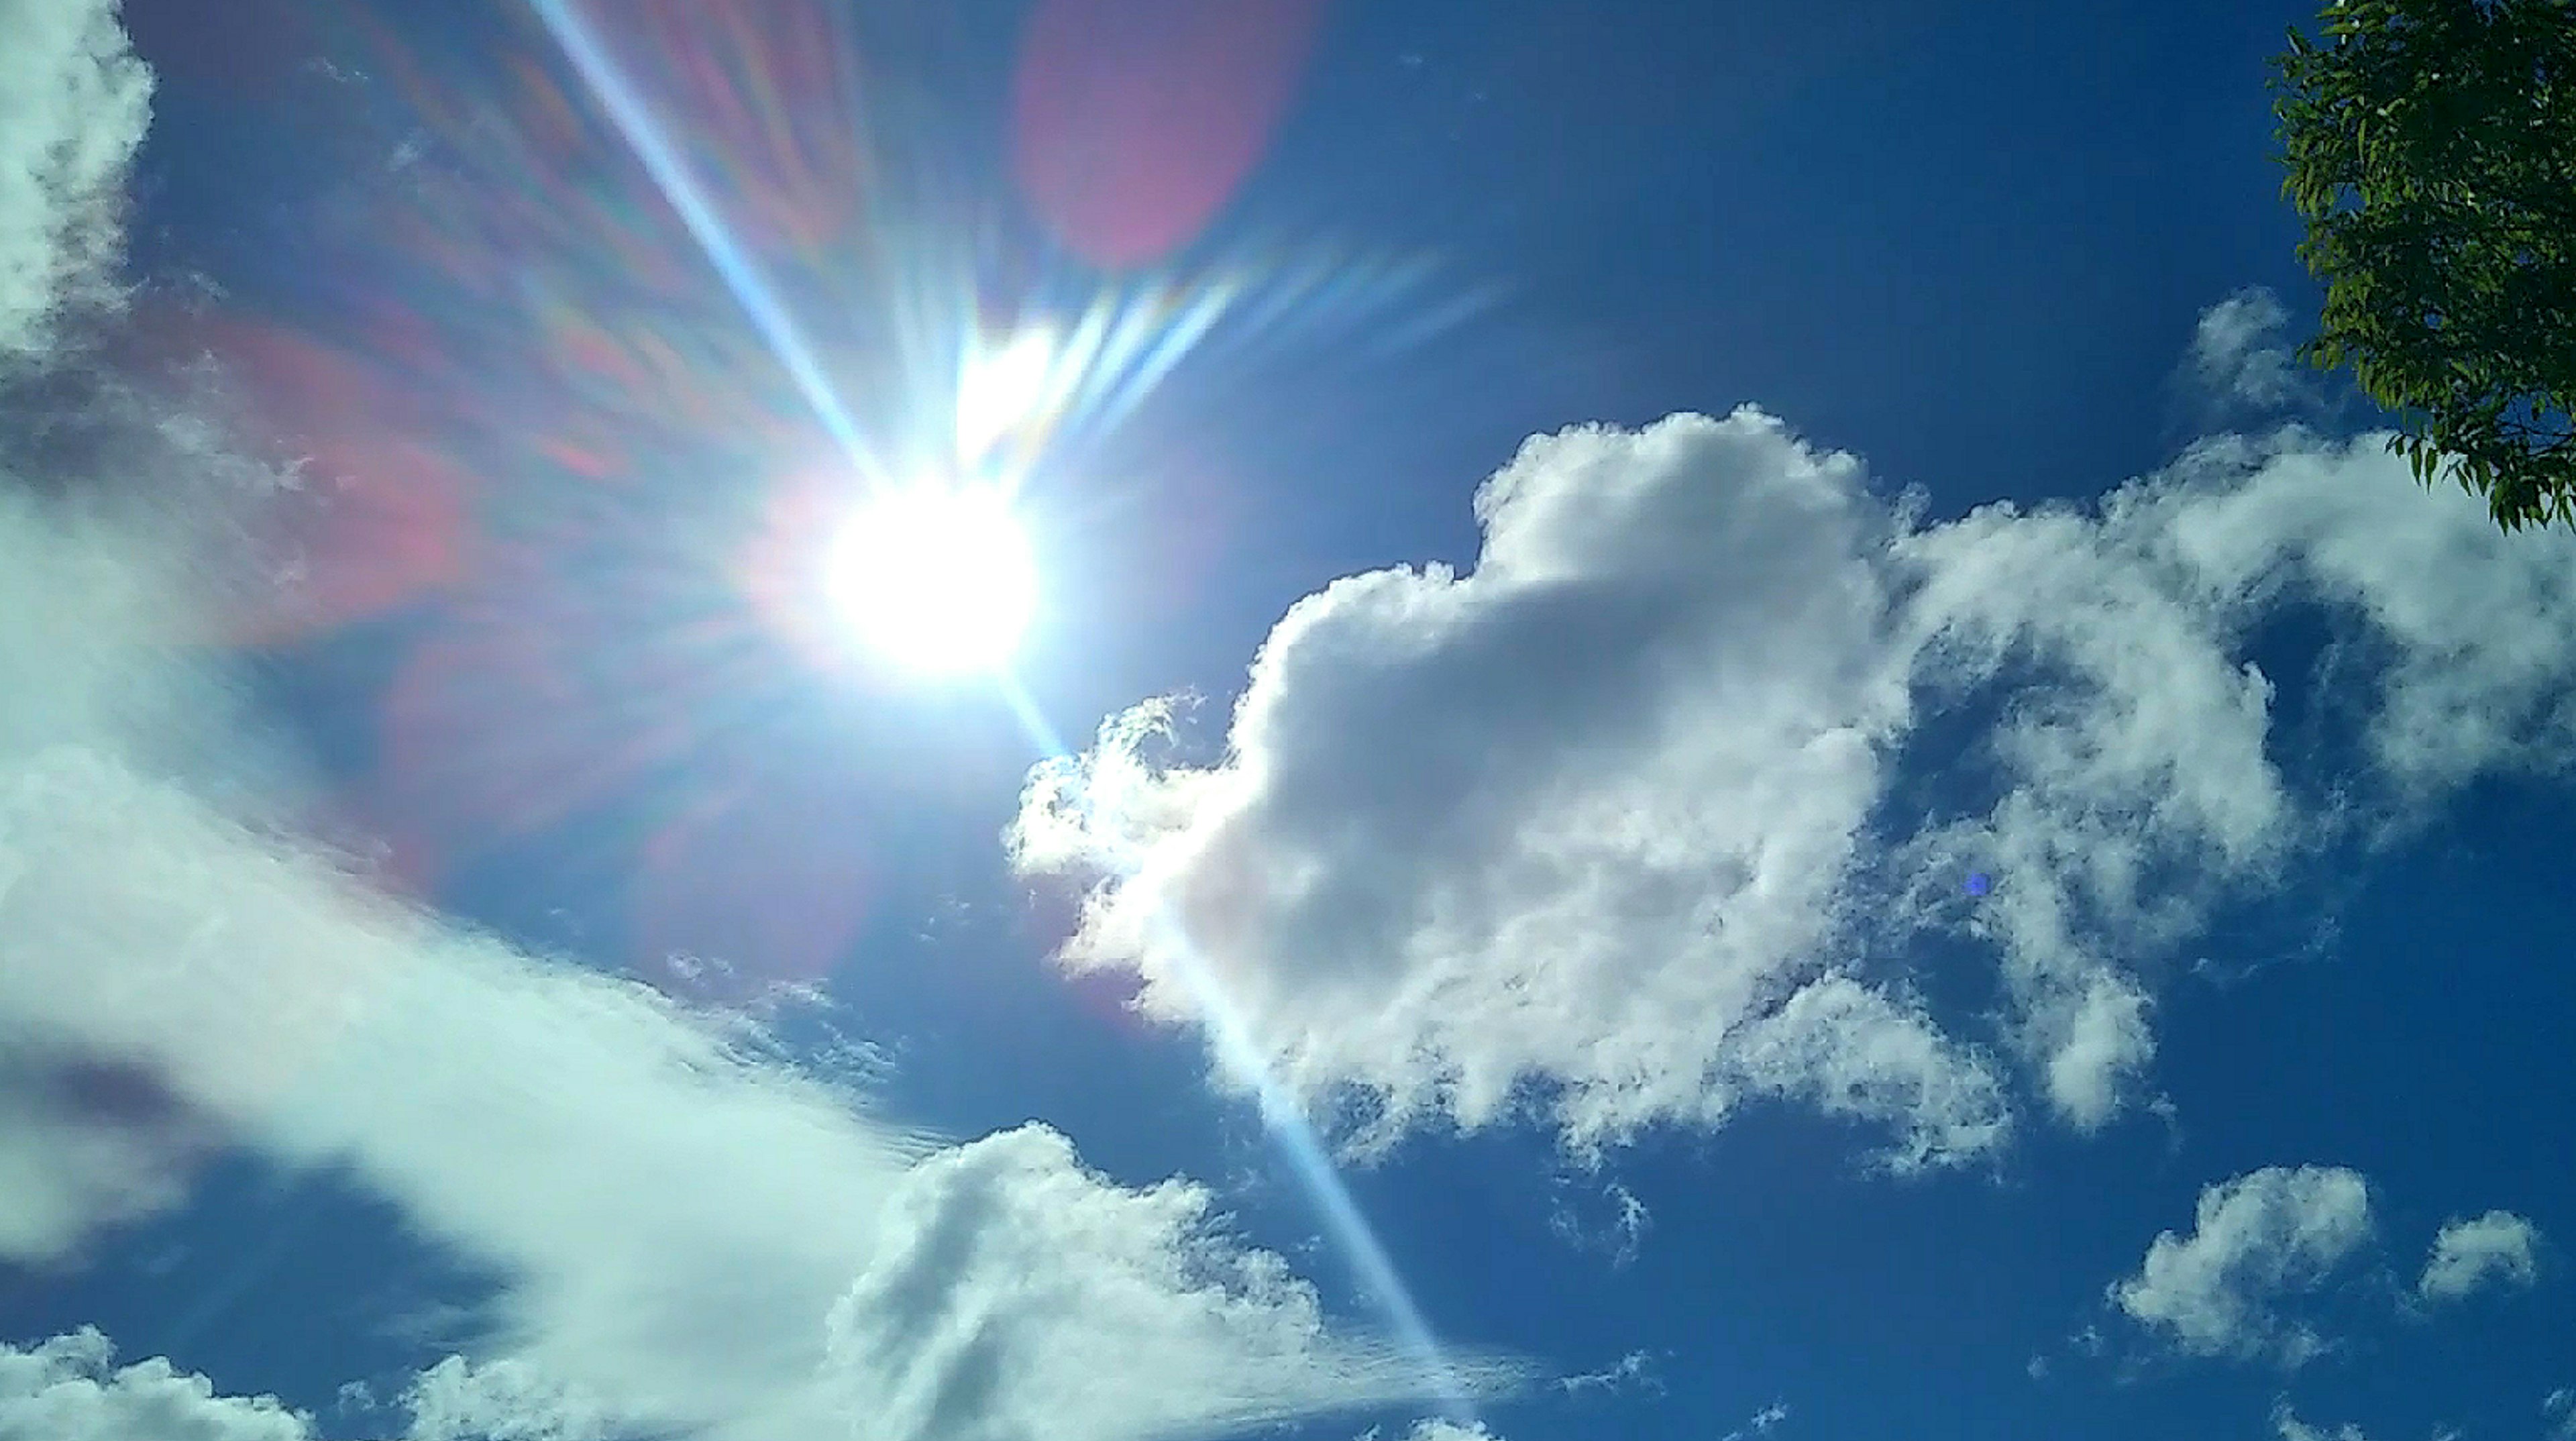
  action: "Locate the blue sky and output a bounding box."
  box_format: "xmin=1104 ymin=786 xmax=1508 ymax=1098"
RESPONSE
xmin=2 ymin=2 xmax=2572 ymax=1440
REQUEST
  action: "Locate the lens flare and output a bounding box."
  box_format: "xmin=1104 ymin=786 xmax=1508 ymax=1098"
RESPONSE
xmin=956 ymin=327 xmax=1060 ymax=473
xmin=175 ymin=3 xmax=1496 ymax=1418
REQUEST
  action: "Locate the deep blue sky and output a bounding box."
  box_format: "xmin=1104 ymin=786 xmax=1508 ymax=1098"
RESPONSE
xmin=5 ymin=2 xmax=2572 ymax=1441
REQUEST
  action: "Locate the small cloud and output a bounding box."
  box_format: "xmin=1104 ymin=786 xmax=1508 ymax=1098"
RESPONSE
xmin=1392 ymin=1424 xmax=1503 ymax=1441
xmin=2271 ymin=1401 xmax=2372 ymax=1441
xmin=1721 ymin=1400 xmax=1791 ymax=1441
xmin=1555 ymin=1349 xmax=1661 ymax=1398
xmin=1550 ymin=1178 xmax=1652 ymax=1267
xmin=2542 ymin=1385 xmax=2575 ymax=1439
xmin=2110 ymin=1166 xmax=2373 ymax=1366
xmin=2184 ymin=287 xmax=2306 ymax=414
xmin=2418 ymin=1210 xmax=2542 ymax=1302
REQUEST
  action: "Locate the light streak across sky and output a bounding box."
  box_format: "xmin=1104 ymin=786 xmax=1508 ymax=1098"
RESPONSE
xmin=529 ymin=0 xmax=1479 ymax=1424
xmin=527 ymin=0 xmax=883 ymax=485
xmin=1001 ymin=676 xmax=1481 ymax=1426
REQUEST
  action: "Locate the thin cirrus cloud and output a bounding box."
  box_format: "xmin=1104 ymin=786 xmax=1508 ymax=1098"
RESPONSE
xmin=0 ymin=6 xmax=1516 ymax=1441
xmin=2109 ymin=1165 xmax=2375 ymax=1367
xmin=2418 ymin=1211 xmax=2544 ymax=1303
xmin=1014 ymin=363 xmax=2576 ymax=1165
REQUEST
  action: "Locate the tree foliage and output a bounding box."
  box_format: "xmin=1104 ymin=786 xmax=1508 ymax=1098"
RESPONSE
xmin=2273 ymin=0 xmax=2576 ymax=530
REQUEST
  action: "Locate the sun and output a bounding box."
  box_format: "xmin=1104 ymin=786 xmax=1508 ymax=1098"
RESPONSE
xmin=826 ymin=481 xmax=1038 ymax=677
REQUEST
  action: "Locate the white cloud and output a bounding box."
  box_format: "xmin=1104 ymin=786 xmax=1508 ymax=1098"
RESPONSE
xmin=1894 ymin=480 xmax=2294 ymax=1125
xmin=2418 ymin=1210 xmax=2542 ymax=1302
xmin=2148 ymin=431 xmax=2576 ymax=792
xmin=1014 ymin=411 xmax=2006 ymax=1167
xmin=0 ymin=1332 xmax=625 ymax=1441
xmin=1721 ymin=1399 xmax=1790 ymax=1441
xmin=0 ymin=1330 xmax=317 ymax=1441
xmin=814 ymin=1124 xmax=1494 ymax=1441
xmin=2546 ymin=1386 xmax=2575 ymax=1439
xmin=0 ymin=0 xmax=150 ymax=361
xmin=2112 ymin=1166 xmax=2374 ymax=1365
xmin=1385 ymin=1423 xmax=1501 ymax=1441
xmin=2184 ymin=287 xmax=2304 ymax=413
xmin=399 ymin=1356 xmax=614 ymax=1441
xmin=1016 ymin=380 xmax=2576 ymax=1163
xmin=2272 ymin=1401 xmax=2371 ymax=1441
xmin=1554 ymin=1348 xmax=1658 ymax=1397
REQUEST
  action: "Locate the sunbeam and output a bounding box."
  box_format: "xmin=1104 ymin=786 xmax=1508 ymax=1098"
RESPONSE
xmin=528 ymin=0 xmax=883 ymax=484
xmin=999 ymin=674 xmax=1481 ymax=1428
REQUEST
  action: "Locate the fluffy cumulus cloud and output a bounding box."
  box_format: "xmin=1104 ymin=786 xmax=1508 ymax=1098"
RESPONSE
xmin=2 ymin=1332 xmax=629 ymax=1441
xmin=0 ymin=1330 xmax=315 ymax=1441
xmin=1016 ymin=388 xmax=2576 ymax=1163
xmin=0 ymin=9 xmax=1508 ymax=1441
xmin=2111 ymin=1166 xmax=2374 ymax=1365
xmin=398 ymin=1356 xmax=615 ymax=1441
xmin=1017 ymin=413 xmax=2008 ymax=1166
xmin=2418 ymin=1211 xmax=2542 ymax=1303
xmin=816 ymin=1124 xmax=1497 ymax=1441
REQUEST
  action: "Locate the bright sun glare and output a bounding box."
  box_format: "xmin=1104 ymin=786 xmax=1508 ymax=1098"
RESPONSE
xmin=828 ymin=482 xmax=1038 ymax=677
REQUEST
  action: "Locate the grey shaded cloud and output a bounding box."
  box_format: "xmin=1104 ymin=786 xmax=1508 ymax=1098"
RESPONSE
xmin=1016 ymin=411 xmax=2010 ymax=1169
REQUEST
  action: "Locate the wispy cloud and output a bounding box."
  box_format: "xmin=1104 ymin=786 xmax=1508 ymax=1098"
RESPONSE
xmin=1721 ymin=1399 xmax=1791 ymax=1441
xmin=1554 ymin=1348 xmax=1660 ymax=1398
xmin=1548 ymin=1178 xmax=1651 ymax=1268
